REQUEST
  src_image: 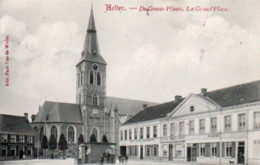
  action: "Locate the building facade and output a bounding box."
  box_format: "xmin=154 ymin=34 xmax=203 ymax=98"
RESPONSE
xmin=0 ymin=114 xmax=35 ymax=160
xmin=31 ymin=9 xmax=157 ymax=158
xmin=119 ymin=80 xmax=260 ymax=165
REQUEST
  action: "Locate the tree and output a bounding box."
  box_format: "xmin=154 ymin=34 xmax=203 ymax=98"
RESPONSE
xmin=102 ymin=134 xmax=108 ymax=143
xmin=78 ymin=134 xmax=85 ymax=145
xmin=90 ymin=134 xmax=97 ymax=143
xmin=58 ymin=133 xmax=68 ymax=159
xmin=41 ymin=135 xmax=48 ymax=157
xmin=49 ymin=135 xmax=57 ymax=159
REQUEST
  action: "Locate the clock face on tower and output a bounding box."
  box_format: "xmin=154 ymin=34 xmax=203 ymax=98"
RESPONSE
xmin=93 ymin=64 xmax=98 ymax=70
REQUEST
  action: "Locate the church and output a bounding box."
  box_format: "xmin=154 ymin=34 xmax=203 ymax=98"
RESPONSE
xmin=31 ymin=8 xmax=156 ymax=158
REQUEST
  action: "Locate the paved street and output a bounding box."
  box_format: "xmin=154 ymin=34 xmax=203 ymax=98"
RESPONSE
xmin=0 ymin=159 xmax=210 ymax=165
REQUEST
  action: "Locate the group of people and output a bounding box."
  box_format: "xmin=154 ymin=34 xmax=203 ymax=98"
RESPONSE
xmin=100 ymin=152 xmax=115 ymax=164
xmin=118 ymin=155 xmax=128 ymax=163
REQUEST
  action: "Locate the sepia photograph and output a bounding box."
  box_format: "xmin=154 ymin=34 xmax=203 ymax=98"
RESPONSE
xmin=0 ymin=0 xmax=260 ymax=164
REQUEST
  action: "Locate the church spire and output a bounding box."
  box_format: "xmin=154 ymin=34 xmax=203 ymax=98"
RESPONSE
xmin=79 ymin=7 xmax=106 ymax=65
xmin=87 ymin=7 xmax=96 ymax=32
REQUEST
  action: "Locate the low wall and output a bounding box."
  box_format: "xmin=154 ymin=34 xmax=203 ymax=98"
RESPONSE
xmin=0 ymin=159 xmax=75 ymax=165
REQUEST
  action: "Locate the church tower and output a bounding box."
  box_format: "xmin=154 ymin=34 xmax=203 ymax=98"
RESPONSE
xmin=76 ymin=8 xmax=108 ymax=142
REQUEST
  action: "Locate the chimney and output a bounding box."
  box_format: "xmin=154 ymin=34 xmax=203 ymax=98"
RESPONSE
xmin=175 ymin=95 xmax=182 ymax=102
xmin=201 ymin=88 xmax=207 ymax=94
xmin=143 ymin=104 xmax=148 ymax=109
xmin=24 ymin=113 xmax=28 ymax=120
xmin=31 ymin=115 xmax=36 ymax=122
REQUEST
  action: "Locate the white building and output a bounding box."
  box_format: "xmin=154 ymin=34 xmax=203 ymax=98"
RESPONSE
xmin=119 ymin=80 xmax=260 ymax=165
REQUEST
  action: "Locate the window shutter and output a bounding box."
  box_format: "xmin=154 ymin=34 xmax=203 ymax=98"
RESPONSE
xmin=222 ymin=142 xmax=225 ymax=157
xmin=232 ymin=142 xmax=236 ymax=158
xmin=25 ymin=135 xmax=27 ymax=143
xmin=217 ymin=142 xmax=220 ymax=157
xmin=7 ymin=134 xmax=10 ymax=143
xmin=16 ymin=146 xmax=19 ymax=156
xmin=7 ymin=146 xmax=10 ymax=156
xmin=196 ymin=144 xmax=199 ymax=157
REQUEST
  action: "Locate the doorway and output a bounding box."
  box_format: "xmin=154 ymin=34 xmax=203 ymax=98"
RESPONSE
xmin=169 ymin=144 xmax=173 ymax=160
xmin=120 ymin=146 xmax=126 ymax=157
xmin=237 ymin=142 xmax=245 ymax=164
xmin=187 ymin=144 xmax=197 ymax=162
xmin=140 ymin=145 xmax=143 ymax=159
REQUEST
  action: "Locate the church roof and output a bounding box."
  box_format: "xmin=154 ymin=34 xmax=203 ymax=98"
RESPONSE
xmin=33 ymin=97 xmax=157 ymax=124
xmin=0 ymin=114 xmax=35 ymax=135
xmin=77 ymin=8 xmax=106 ymax=66
xmin=33 ymin=101 xmax=82 ymax=124
xmin=124 ymin=80 xmax=260 ymax=125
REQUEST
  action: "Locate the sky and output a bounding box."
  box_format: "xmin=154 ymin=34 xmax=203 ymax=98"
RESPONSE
xmin=0 ymin=0 xmax=260 ymax=117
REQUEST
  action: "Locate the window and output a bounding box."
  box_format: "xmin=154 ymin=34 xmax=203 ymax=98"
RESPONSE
xmin=146 ymin=145 xmax=150 ymax=156
xmin=40 ymin=127 xmax=44 ymax=141
xmin=190 ymin=106 xmax=194 ymax=112
xmin=189 ymin=120 xmax=194 ymax=135
xmin=124 ymin=130 xmax=127 ymax=140
xmin=1 ymin=134 xmax=7 ymax=143
xmin=129 ymin=129 xmax=132 ymax=140
xmin=90 ymin=71 xmax=94 ymax=84
xmin=97 ymin=72 xmax=101 ymax=85
xmin=10 ymin=146 xmax=16 ymax=156
xmin=51 ymin=125 xmax=58 ymax=140
xmin=134 ymin=128 xmax=137 ymax=139
xmin=212 ymin=143 xmax=217 ymax=157
xmin=140 ymin=128 xmax=143 ymax=139
xmin=27 ymin=147 xmax=32 ymax=156
xmin=80 ymin=73 xmax=83 ymax=85
xmin=199 ymin=119 xmax=205 ymax=134
xmin=170 ymin=123 xmax=175 ymax=138
xmin=1 ymin=146 xmax=7 ymax=156
xmin=79 ymin=94 xmax=81 ymax=104
xmin=226 ymin=142 xmax=232 ymax=157
xmin=179 ymin=122 xmax=184 ymax=136
xmin=200 ymin=144 xmax=206 ymax=157
xmin=92 ymin=94 xmax=99 ymax=105
xmin=254 ymin=112 xmax=260 ymax=129
xmin=154 ymin=145 xmax=158 ymax=156
xmin=163 ymin=144 xmax=168 ymax=156
xmin=19 ymin=135 xmax=24 ymax=143
xmin=153 ymin=126 xmax=157 ymax=138
xmin=224 ymin=115 xmax=232 ymax=132
xmin=211 ymin=117 xmax=217 ymax=133
xmin=163 ymin=124 xmax=167 ymax=137
xmin=10 ymin=135 xmax=16 ymax=143
xmin=146 ymin=127 xmax=150 ymax=138
xmin=238 ymin=114 xmax=246 ymax=131
xmin=78 ymin=73 xmax=80 ymax=86
xmin=120 ymin=130 xmax=123 ymax=141
xmin=68 ymin=126 xmax=75 ymax=143
xmin=28 ymin=136 xmax=33 ymax=143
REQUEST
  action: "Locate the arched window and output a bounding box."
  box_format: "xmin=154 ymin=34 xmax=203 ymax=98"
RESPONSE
xmin=80 ymin=73 xmax=83 ymax=85
xmin=97 ymin=72 xmax=101 ymax=86
xmin=51 ymin=126 xmax=57 ymax=140
xmin=90 ymin=128 xmax=98 ymax=143
xmin=92 ymin=94 xmax=99 ymax=105
xmin=68 ymin=126 xmax=75 ymax=143
xmin=90 ymin=71 xmax=94 ymax=84
xmin=77 ymin=73 xmax=80 ymax=86
xmin=40 ymin=127 xmax=44 ymax=141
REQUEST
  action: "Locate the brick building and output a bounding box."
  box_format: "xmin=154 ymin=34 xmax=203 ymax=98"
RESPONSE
xmin=0 ymin=114 xmax=35 ymax=160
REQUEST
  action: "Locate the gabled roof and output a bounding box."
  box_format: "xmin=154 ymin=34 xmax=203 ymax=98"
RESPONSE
xmin=0 ymin=114 xmax=35 ymax=135
xmin=124 ymin=99 xmax=184 ymax=125
xmin=124 ymin=80 xmax=260 ymax=125
xmin=33 ymin=101 xmax=82 ymax=124
xmin=203 ymin=80 xmax=260 ymax=107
